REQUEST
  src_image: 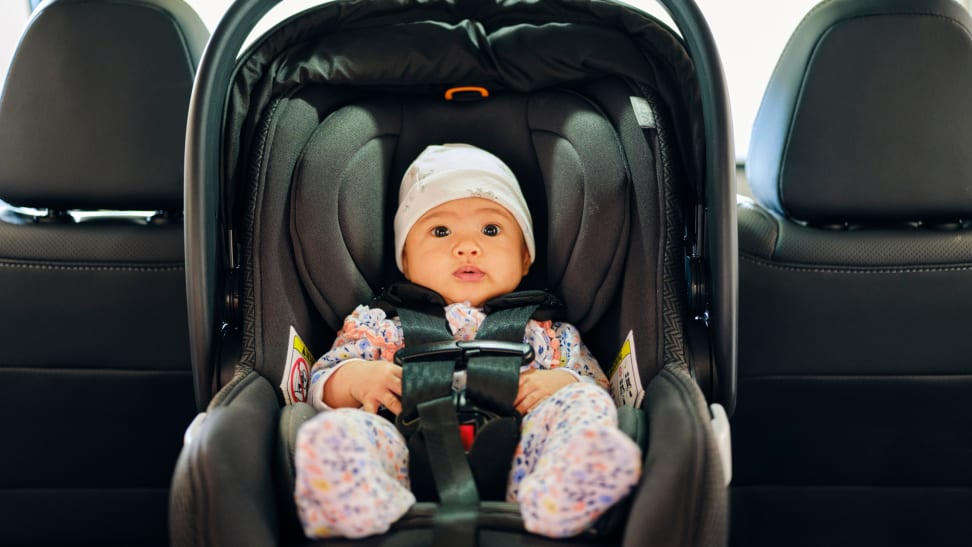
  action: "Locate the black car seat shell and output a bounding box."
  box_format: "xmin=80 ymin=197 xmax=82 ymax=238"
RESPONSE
xmin=735 ymin=0 xmax=972 ymax=545
xmin=172 ymin=1 xmax=736 ymax=546
xmin=0 ymin=0 xmax=208 ymax=545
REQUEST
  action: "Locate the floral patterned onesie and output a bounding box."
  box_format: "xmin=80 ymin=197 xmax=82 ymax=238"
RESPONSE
xmin=295 ymin=302 xmax=642 ymax=539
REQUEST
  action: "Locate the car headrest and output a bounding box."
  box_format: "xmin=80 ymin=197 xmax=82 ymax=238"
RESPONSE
xmin=747 ymin=0 xmax=972 ymax=224
xmin=0 ymin=0 xmax=208 ymax=211
xmin=290 ymin=90 xmax=630 ymax=332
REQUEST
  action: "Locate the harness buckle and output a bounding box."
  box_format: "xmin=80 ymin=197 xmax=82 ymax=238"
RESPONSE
xmin=395 ymin=341 xmax=531 ymax=442
xmin=394 ymin=340 xmax=534 ymax=369
xmin=454 ymin=390 xmax=497 ymax=451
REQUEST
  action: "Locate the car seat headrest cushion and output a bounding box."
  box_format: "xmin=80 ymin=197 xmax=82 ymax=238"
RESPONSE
xmin=0 ymin=0 xmax=208 ymax=210
xmin=747 ymin=0 xmax=972 ymax=224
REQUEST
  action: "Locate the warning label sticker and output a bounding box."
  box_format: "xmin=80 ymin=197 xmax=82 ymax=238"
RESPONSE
xmin=281 ymin=326 xmax=313 ymax=405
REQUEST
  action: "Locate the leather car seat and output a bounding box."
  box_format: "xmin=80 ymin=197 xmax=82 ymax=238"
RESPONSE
xmin=0 ymin=1 xmax=207 ymax=544
xmin=734 ymin=1 xmax=972 ymax=545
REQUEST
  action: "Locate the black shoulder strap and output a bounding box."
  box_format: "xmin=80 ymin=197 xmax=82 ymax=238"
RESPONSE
xmin=482 ymin=289 xmax=564 ymax=321
xmin=376 ymin=282 xmax=564 ymax=320
xmin=464 ymin=305 xmax=538 ymax=417
xmin=373 ymin=282 xmax=445 ymax=316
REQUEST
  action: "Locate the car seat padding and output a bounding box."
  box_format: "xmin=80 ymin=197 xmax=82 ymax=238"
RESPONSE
xmin=290 ymin=89 xmax=629 ymax=335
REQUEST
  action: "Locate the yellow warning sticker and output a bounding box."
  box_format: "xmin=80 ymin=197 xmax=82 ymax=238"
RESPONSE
xmin=281 ymin=326 xmax=314 ymax=405
xmin=609 ymin=330 xmax=645 ymax=408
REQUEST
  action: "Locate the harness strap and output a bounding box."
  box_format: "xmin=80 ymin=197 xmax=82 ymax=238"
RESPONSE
xmin=465 ymin=305 xmax=539 ymax=415
xmin=396 ymin=307 xmax=455 ymax=424
xmin=397 ymin=306 xmax=480 ymax=545
xmin=393 ymin=288 xmax=546 ymax=547
xmin=417 ymin=396 xmax=480 ymax=547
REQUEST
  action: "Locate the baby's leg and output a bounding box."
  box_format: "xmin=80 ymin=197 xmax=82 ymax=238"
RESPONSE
xmin=510 ymin=382 xmax=642 ymax=538
xmin=294 ymin=408 xmax=414 ymax=538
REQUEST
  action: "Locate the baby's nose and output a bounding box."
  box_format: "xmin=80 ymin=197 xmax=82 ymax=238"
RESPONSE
xmin=454 ymin=239 xmax=481 ymax=256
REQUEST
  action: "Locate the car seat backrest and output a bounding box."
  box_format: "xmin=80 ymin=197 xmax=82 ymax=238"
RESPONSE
xmin=734 ymin=1 xmax=972 ymax=546
xmin=290 ymin=90 xmax=629 ymax=333
xmin=239 ymin=81 xmax=684 ymax=397
xmin=0 ymin=1 xmax=207 ymax=545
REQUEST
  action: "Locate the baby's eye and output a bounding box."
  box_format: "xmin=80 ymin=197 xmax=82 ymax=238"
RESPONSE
xmin=432 ymin=226 xmax=451 ymax=237
xmin=482 ymin=224 xmax=501 ymax=237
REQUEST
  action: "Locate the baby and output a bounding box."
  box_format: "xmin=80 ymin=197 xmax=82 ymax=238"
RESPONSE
xmin=294 ymin=143 xmax=641 ymax=539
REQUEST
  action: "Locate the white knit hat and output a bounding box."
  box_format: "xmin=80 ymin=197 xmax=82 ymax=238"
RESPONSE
xmin=394 ymin=143 xmax=535 ymax=272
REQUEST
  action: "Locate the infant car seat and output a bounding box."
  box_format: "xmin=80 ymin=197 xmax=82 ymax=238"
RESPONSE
xmin=170 ymin=1 xmax=736 ymax=546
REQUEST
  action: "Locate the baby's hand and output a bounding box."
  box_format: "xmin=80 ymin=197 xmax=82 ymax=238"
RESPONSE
xmin=323 ymin=359 xmax=403 ymax=415
xmin=514 ymin=368 xmax=579 ymax=415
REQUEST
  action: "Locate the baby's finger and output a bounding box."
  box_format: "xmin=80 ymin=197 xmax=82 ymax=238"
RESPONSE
xmin=519 ymin=371 xmax=541 ymax=389
xmin=387 ymin=375 xmax=402 ymax=396
xmin=515 ymin=389 xmax=535 ymax=413
xmin=362 ymin=400 xmax=378 ymax=414
xmin=383 ymin=394 xmax=403 ymax=416
xmin=514 ymin=381 xmax=536 ymax=408
xmin=515 ymin=393 xmax=535 ymax=415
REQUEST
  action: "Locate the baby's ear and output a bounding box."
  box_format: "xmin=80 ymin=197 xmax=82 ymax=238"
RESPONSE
xmin=401 ymin=250 xmax=412 ymax=280
xmin=521 ymin=248 xmax=531 ymax=276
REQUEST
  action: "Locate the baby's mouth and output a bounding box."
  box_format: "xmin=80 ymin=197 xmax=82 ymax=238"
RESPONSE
xmin=453 ymin=265 xmax=485 ymax=281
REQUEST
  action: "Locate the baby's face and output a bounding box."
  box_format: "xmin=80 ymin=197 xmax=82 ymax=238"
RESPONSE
xmin=401 ymin=197 xmax=531 ymax=307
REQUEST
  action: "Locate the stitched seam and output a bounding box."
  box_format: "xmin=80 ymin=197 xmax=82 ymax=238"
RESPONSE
xmin=207 ymin=365 xmax=256 ymax=409
xmin=647 ymin=87 xmax=688 ymax=370
xmin=744 ymin=203 xmax=782 ymax=259
xmin=0 ymin=366 xmax=191 ymax=374
xmin=740 ymin=253 xmax=972 ymax=274
xmin=0 ymin=262 xmax=183 ymax=272
xmin=735 ymin=485 xmax=972 ymax=492
xmin=240 ymin=97 xmax=284 ymax=370
xmin=741 ymin=374 xmax=972 ymax=381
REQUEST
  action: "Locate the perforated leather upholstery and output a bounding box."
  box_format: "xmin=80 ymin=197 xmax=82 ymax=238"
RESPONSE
xmin=734 ymin=1 xmax=972 ymax=545
xmin=0 ymin=1 xmax=207 ymax=544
